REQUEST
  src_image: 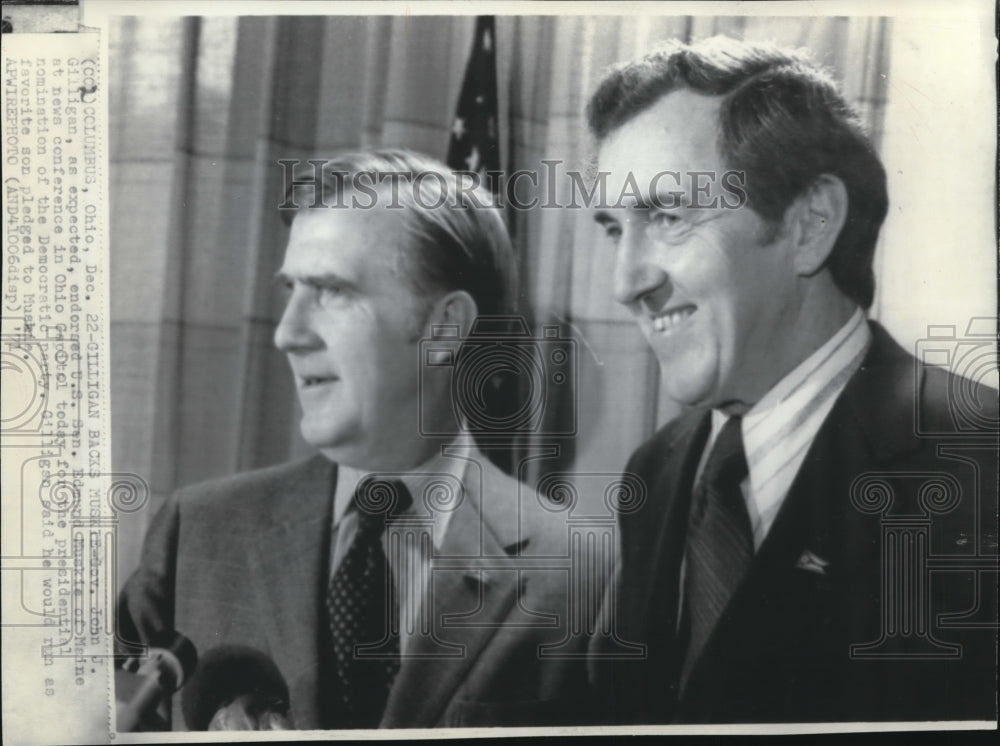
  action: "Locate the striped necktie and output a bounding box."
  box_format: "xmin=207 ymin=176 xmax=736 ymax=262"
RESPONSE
xmin=679 ymin=416 xmax=752 ymax=689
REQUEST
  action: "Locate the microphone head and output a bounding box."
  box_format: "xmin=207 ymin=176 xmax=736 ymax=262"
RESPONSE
xmin=146 ymin=630 xmax=198 ymax=686
xmin=181 ymin=645 xmax=290 ymax=731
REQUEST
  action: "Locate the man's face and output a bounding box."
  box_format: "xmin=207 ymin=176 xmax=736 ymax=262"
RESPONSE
xmin=595 ymin=89 xmax=804 ymax=412
xmin=274 ymin=206 xmax=437 ymax=470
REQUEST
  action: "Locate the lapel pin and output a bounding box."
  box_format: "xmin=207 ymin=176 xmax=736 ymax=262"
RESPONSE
xmin=795 ymin=550 xmax=830 ymax=576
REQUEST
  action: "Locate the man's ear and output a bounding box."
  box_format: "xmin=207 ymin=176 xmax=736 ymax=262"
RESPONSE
xmin=788 ymin=174 xmax=849 ymax=276
xmin=426 ymin=289 xmax=479 ymax=337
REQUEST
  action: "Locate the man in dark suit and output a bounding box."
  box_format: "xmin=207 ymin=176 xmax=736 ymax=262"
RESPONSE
xmin=585 ymin=37 xmax=998 ymax=723
xmin=117 ymin=150 xmax=597 ymax=729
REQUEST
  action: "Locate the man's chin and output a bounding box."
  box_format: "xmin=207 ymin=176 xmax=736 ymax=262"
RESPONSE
xmin=299 ymin=423 xmax=353 ymax=454
xmin=662 ymin=384 xmax=749 ymax=416
xmin=657 ymin=363 xmax=717 ymax=411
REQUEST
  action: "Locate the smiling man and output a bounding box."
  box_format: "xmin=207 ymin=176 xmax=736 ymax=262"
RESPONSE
xmin=586 ymin=37 xmax=997 ymax=723
xmin=117 ymin=150 xmax=598 ymax=730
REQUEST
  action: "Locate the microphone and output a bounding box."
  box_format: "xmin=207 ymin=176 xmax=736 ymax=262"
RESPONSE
xmin=181 ymin=645 xmax=292 ymax=730
xmin=116 ymin=630 xmax=198 ymax=732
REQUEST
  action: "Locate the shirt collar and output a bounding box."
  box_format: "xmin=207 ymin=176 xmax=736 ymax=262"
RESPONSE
xmin=712 ymin=309 xmax=870 ymax=429
xmin=709 ymin=309 xmax=871 ymax=535
xmin=749 ymin=308 xmax=870 ymax=420
xmin=332 ymin=432 xmax=476 ymax=547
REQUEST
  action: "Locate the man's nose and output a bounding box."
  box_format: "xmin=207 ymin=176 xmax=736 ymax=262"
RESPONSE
xmin=273 ymin=288 xmax=321 ymax=352
xmin=612 ymin=226 xmax=667 ymax=308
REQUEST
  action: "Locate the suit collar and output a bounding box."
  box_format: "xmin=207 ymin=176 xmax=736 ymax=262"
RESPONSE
xmin=842 ymin=321 xmax=925 ymax=462
xmin=332 ymin=437 xmax=480 ymax=550
xmin=662 ymin=407 xmax=710 ymax=455
xmin=423 ymin=447 xmax=531 ymax=555
xmin=380 ymin=457 xmax=524 ymax=727
xmin=253 ymin=454 xmax=336 ymax=527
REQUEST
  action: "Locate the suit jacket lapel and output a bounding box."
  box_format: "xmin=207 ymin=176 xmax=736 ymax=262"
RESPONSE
xmin=674 ymin=421 xmax=847 ymax=717
xmin=641 ymin=413 xmax=711 ymax=650
xmin=380 ymin=459 xmax=521 ymax=728
xmin=604 ymin=411 xmax=710 ymax=722
xmin=244 ymin=455 xmax=336 ymax=728
xmin=751 ymin=322 xmax=926 ymax=572
xmin=679 ymin=323 xmax=926 ymax=701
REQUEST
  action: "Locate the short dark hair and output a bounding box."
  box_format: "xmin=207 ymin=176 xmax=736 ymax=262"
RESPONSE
xmin=586 ymin=36 xmax=888 ymax=309
xmin=282 ymin=148 xmax=517 ymax=317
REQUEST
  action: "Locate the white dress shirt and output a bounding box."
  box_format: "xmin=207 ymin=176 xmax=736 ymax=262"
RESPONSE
xmin=675 ymin=311 xmax=872 ymax=633
xmin=328 ymin=434 xmax=474 ymax=655
xmin=698 ymin=308 xmax=872 ymax=549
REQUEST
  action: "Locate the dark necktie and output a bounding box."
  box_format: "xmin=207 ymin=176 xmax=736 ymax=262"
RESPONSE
xmin=325 ymin=478 xmax=412 ymax=728
xmin=679 ymin=416 xmax=752 ymax=689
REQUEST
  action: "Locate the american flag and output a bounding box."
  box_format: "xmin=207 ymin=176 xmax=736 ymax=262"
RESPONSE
xmin=446 ymin=16 xmax=500 ymax=195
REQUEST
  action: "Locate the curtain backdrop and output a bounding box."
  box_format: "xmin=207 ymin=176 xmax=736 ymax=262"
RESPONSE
xmin=108 ymin=13 xmax=993 ymax=579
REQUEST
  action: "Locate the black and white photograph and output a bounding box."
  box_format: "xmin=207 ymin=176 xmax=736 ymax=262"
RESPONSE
xmin=1 ymin=0 xmax=997 ymax=741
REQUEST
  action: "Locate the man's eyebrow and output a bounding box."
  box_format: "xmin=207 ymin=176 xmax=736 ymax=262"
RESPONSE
xmin=651 ymin=187 xmax=689 ymax=209
xmin=273 ymin=269 xmax=357 ymax=289
xmin=594 ymin=200 xmax=654 ymax=223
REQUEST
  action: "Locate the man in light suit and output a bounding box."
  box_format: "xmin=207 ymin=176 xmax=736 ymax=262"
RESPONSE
xmin=117 ymin=150 xmax=596 ymax=729
xmin=585 ymin=37 xmax=997 ymax=723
